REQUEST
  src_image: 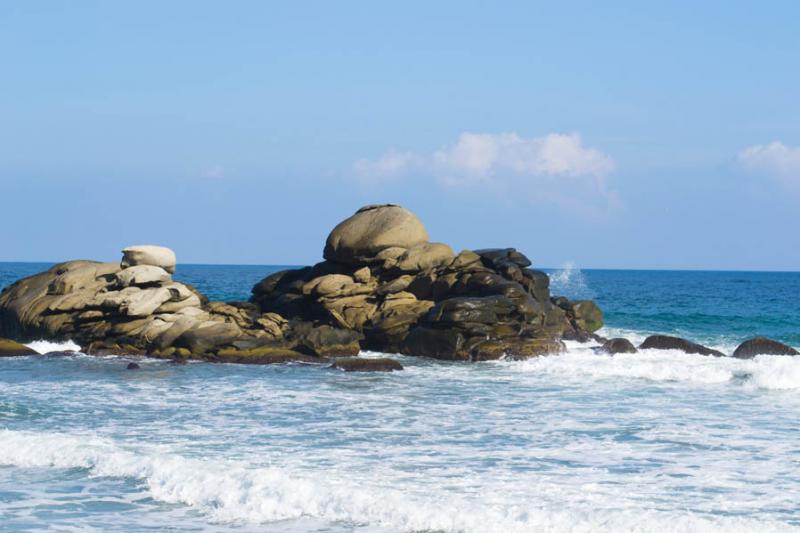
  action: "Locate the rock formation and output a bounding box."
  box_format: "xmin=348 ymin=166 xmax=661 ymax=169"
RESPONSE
xmin=0 ymin=204 xmax=601 ymax=364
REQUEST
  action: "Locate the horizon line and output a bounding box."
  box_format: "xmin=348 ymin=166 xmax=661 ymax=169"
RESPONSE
xmin=0 ymin=260 xmax=797 ymax=275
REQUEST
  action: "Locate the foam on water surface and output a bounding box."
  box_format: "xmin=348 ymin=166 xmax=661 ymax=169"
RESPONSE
xmin=24 ymin=339 xmax=82 ymax=354
xmin=2 ymin=336 xmax=800 ymax=531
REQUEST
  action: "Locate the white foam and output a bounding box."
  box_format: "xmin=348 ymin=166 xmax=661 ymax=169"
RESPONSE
xmin=24 ymin=339 xmax=82 ymax=354
xmin=0 ymin=429 xmax=795 ymax=532
xmin=516 ymin=341 xmax=800 ymax=390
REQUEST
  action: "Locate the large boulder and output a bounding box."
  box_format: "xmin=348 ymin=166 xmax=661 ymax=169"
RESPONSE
xmin=733 ymin=337 xmax=798 ymax=359
xmin=323 ymin=205 xmax=429 ymax=265
xmin=121 ymin=245 xmax=177 ymax=273
xmin=639 ymin=335 xmax=724 ymax=357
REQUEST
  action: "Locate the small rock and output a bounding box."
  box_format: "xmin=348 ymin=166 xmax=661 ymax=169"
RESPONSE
xmin=331 ymin=357 xmax=403 ymax=372
xmin=126 ymin=362 xmax=141 ymax=369
xmin=733 ymin=337 xmax=798 ymax=359
xmin=43 ymin=350 xmax=76 ymax=357
xmin=598 ymin=338 xmax=637 ymax=354
xmin=639 ymin=335 xmax=724 ymax=357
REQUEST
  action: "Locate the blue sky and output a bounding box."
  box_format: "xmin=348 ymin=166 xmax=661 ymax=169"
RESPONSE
xmin=1 ymin=1 xmax=798 ymax=270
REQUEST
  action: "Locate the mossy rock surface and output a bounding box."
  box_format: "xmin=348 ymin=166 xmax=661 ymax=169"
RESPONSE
xmin=331 ymin=357 xmax=403 ymax=372
xmin=0 ymin=338 xmax=38 ymax=357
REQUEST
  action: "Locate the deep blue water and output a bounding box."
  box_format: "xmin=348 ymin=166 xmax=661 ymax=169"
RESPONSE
xmin=2 ymin=262 xmax=800 ymax=532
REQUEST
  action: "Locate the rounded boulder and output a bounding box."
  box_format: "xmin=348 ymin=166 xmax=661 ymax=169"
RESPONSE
xmin=323 ymin=205 xmax=429 ymax=265
xmin=121 ymin=245 xmax=177 ymax=274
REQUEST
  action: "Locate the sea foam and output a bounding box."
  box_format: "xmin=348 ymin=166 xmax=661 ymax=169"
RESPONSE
xmin=0 ymin=428 xmax=796 ymax=533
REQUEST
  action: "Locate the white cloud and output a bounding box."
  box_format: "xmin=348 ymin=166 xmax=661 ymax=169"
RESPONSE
xmin=353 ymin=131 xmax=613 ymax=183
xmin=433 ymin=132 xmax=614 ymax=182
xmin=353 ymin=150 xmax=419 ymax=179
xmin=738 ymin=142 xmax=800 ymax=184
xmin=351 ymin=131 xmax=617 ymax=211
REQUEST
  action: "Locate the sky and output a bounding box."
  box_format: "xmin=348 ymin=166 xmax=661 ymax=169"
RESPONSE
xmin=1 ymin=1 xmax=799 ymax=270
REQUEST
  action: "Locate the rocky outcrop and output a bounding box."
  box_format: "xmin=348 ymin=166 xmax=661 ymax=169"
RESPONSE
xmin=733 ymin=337 xmax=798 ymax=359
xmin=0 ymin=338 xmax=38 ymax=356
xmin=639 ymin=335 xmax=724 ymax=357
xmin=0 ymin=205 xmax=601 ymax=364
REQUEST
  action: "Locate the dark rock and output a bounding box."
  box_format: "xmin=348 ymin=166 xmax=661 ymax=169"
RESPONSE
xmin=0 ymin=338 xmax=38 ymax=356
xmin=598 ymin=338 xmax=637 ymax=354
xmin=639 ymin=335 xmax=724 ymax=357
xmin=401 ymin=326 xmax=467 ymax=360
xmin=474 ymin=248 xmax=532 ymax=269
xmin=126 ymin=362 xmax=141 ymax=369
xmin=572 ymin=300 xmax=603 ymax=333
xmin=43 ymin=350 xmax=77 ymax=357
xmin=292 ymin=323 xmax=361 ymax=357
xmin=331 ymin=357 xmax=403 ymax=372
xmin=732 ymin=337 xmax=798 ymax=359
xmin=561 ymin=327 xmax=593 ymax=343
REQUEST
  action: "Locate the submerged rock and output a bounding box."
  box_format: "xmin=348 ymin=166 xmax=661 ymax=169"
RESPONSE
xmin=732 ymin=337 xmax=798 ymax=359
xmin=0 ymin=338 xmax=38 ymax=356
xmin=331 ymin=357 xmax=403 ymax=372
xmin=639 ymin=335 xmax=724 ymax=357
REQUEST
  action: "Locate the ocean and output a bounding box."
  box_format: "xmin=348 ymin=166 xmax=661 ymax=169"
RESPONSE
xmin=1 ymin=262 xmax=799 ymax=532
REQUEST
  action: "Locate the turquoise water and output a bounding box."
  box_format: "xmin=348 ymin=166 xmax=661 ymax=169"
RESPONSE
xmin=1 ymin=263 xmax=800 ymax=532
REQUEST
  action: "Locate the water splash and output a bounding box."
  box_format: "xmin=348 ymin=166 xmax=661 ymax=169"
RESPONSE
xmin=549 ymin=261 xmax=594 ymax=299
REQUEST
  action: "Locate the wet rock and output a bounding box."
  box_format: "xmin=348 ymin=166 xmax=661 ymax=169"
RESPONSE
xmin=598 ymin=338 xmax=637 ymax=354
xmin=126 ymin=362 xmax=141 ymax=369
xmin=331 ymin=357 xmax=403 ymax=372
xmin=293 ymin=323 xmax=361 ymax=357
xmin=639 ymin=335 xmax=724 ymax=357
xmin=0 ymin=338 xmax=38 ymax=356
xmin=732 ymin=337 xmax=798 ymax=359
xmin=42 ymin=350 xmax=77 ymax=357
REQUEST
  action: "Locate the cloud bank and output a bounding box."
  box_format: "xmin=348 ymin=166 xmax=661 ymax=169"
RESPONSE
xmin=737 ymin=142 xmax=800 ymax=186
xmin=353 ymin=132 xmax=617 ymax=211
